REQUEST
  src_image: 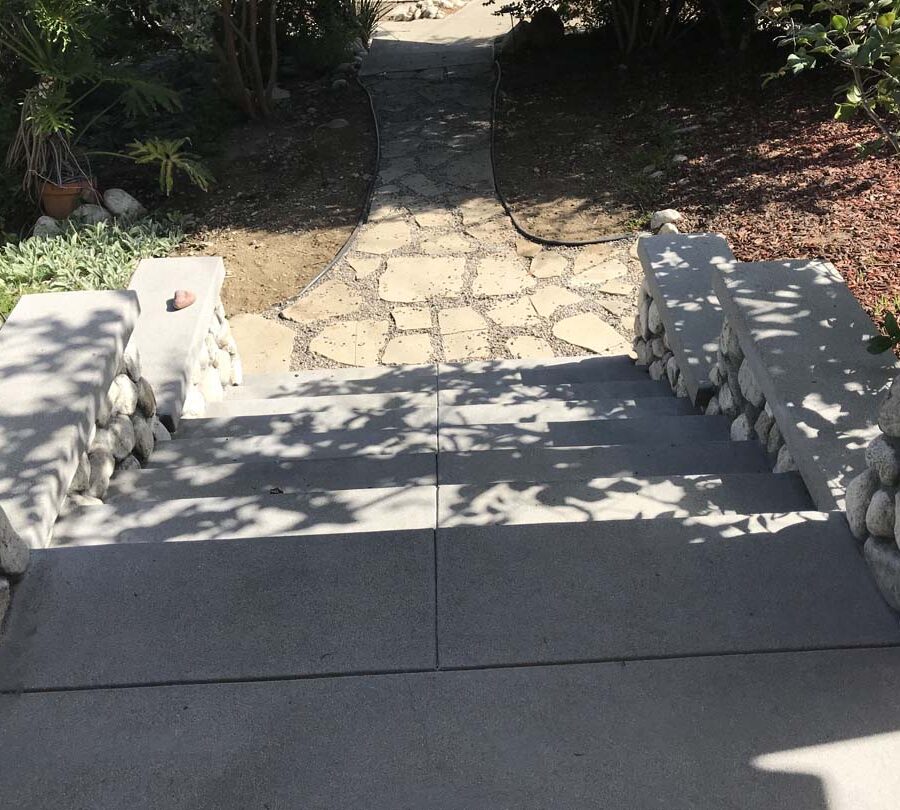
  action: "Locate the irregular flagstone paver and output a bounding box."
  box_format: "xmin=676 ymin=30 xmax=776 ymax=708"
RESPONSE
xmin=379 ymin=256 xmax=467 ymax=303
xmin=568 ymin=261 xmax=629 ymax=289
xmin=439 ymin=307 xmax=489 ymax=335
xmin=530 ymin=252 xmax=567 ymax=279
xmin=346 ymin=255 xmax=381 ymax=280
xmin=598 ymin=279 xmax=636 ymax=297
xmin=378 ymin=157 xmax=417 ymax=183
xmin=281 ymin=280 xmax=361 ymax=324
xmin=473 ymin=257 xmax=537 ymax=297
xmin=573 ymin=256 xmax=628 ymax=278
xmin=367 ymin=202 xmax=407 ymax=224
xmin=400 ymin=173 xmax=444 ymax=198
xmin=413 ymin=207 xmax=456 ymax=229
xmin=466 ymin=219 xmax=512 ymax=244
xmin=553 ymin=313 xmax=631 ymax=355
xmin=507 ymin=335 xmax=556 ymax=359
xmin=420 ymin=233 xmax=476 ymax=255
xmin=459 ymin=197 xmax=504 ymax=226
xmin=573 ymin=244 xmax=619 ymax=272
xmin=516 ymin=238 xmax=542 ymax=258
xmin=355 ymin=219 xmax=412 ymax=254
xmin=529 ymin=286 xmax=582 ymax=318
xmin=443 ymin=330 xmax=492 ymax=362
xmin=308 ymin=320 xmax=390 ymax=366
xmin=381 ymin=333 xmax=433 ymax=365
xmin=392 ymin=307 xmax=432 ymax=331
xmin=486 ymin=297 xmax=541 ymax=328
xmin=229 ymin=314 xmax=294 ymax=374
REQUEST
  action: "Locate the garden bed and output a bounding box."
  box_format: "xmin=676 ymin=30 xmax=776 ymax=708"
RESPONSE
xmin=494 ymin=36 xmax=900 ymax=328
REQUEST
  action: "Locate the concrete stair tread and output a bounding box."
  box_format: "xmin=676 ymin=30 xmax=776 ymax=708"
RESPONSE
xmin=439 ymin=413 xmax=731 ymax=451
xmin=107 ymin=454 xmax=437 ymax=503
xmin=440 ymin=395 xmax=694 ymax=426
xmin=4 ymin=649 xmax=900 ymax=807
xmin=0 ymin=530 xmax=436 ymax=691
xmin=52 ymin=486 xmax=438 ymax=546
xmin=438 ymin=378 xmax=674 ymax=406
xmin=439 ymin=440 xmax=773 ymax=483
xmin=437 ymin=473 xmax=813 ymax=527
xmin=438 ymin=515 xmax=900 ymax=667
xmin=202 ymin=390 xmax=436 ymax=420
xmin=438 ymin=354 xmax=647 ymax=389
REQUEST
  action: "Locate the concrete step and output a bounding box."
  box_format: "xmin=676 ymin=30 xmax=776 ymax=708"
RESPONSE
xmin=439 ymin=440 xmax=772 ymax=484
xmin=108 ymin=454 xmax=437 ymax=502
xmin=148 ymin=426 xmax=436 ymax=467
xmin=440 ymin=395 xmax=694 ymax=426
xmin=51 ymin=486 xmax=437 ymax=546
xmin=0 ymin=530 xmax=436 ymax=691
xmin=439 ymin=378 xmax=673 ymax=406
xmin=202 ymin=390 xmax=435 ymax=420
xmin=439 ymin=414 xmax=730 ymax=452
xmin=437 ymin=473 xmax=813 ymax=527
xmin=437 ymin=515 xmax=900 ymax=668
xmin=179 ymin=402 xmax=436 ymax=440
xmin=439 ymin=355 xmax=646 ymax=390
xmin=4 ymin=649 xmax=900 ymax=807
xmin=229 ymin=364 xmax=437 ymax=400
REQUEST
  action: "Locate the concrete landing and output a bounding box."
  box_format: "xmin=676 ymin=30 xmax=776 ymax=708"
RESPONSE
xmin=3 ymin=648 xmax=900 ymax=809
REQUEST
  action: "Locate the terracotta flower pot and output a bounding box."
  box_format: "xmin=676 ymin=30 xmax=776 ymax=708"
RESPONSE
xmin=40 ymin=181 xmax=86 ymax=219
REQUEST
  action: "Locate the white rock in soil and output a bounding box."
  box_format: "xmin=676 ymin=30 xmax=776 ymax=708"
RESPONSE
xmin=647 ymin=300 xmax=664 ymax=335
xmin=766 ymin=421 xmax=784 ymax=456
xmin=754 ymin=409 xmax=775 ymax=444
xmin=108 ymin=374 xmax=139 ymax=416
xmin=215 ymin=349 xmax=232 ymax=386
xmin=877 ymin=375 xmax=900 ymax=438
xmin=865 ymin=434 xmax=900 ymax=487
xmin=230 ymin=355 xmax=244 ymax=386
xmin=773 ymin=445 xmax=799 ymax=473
xmin=730 ymin=413 xmax=754 ymax=441
xmin=650 ymin=209 xmax=682 ymax=230
xmin=845 ymin=467 xmax=880 ymax=540
xmin=70 ymin=451 xmax=91 ymax=492
xmin=117 ymin=455 xmax=142 ymax=473
xmin=672 ymin=154 xmax=688 ymax=163
xmin=71 ymin=204 xmax=111 ymax=224
xmin=332 ymin=78 xmax=349 ymax=91
xmin=131 ymin=413 xmax=154 ymax=464
xmin=109 ymin=414 xmax=136 ymax=461
xmin=719 ymin=320 xmax=744 ymax=363
xmin=33 ymin=215 xmax=61 ymax=238
xmin=182 ymin=384 xmax=205 ymax=418
xmin=198 ymin=365 xmax=224 ymax=404
xmin=665 ymin=356 xmax=679 ymax=388
xmin=103 ymin=189 xmax=146 ymax=220
xmin=737 ymin=359 xmax=765 ymax=408
xmin=865 ymin=488 xmax=896 ymax=539
xmin=87 ymin=448 xmax=115 ymax=499
xmin=137 ymin=377 xmax=157 ymax=417
xmin=151 ymin=415 xmax=172 ymax=443
xmin=648 ymin=359 xmax=665 ymax=381
xmin=705 ymin=396 xmax=721 ymax=416
xmin=657 ymin=223 xmax=679 ymax=235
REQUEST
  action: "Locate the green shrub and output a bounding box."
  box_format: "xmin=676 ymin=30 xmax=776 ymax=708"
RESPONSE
xmin=0 ymin=215 xmax=183 ymax=320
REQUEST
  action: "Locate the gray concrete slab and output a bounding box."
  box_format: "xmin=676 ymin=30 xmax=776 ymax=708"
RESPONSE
xmin=206 ymin=390 xmax=435 ymax=420
xmin=437 ymin=515 xmax=900 ymax=668
xmin=439 ymin=378 xmax=673 ymax=406
xmin=638 ymin=233 xmax=735 ymax=404
xmin=128 ymin=257 xmax=224 ymax=430
xmin=0 ymin=530 xmax=435 ymax=691
xmin=713 ymin=260 xmax=900 ymax=510
xmin=0 ymin=290 xmax=139 ymax=558
xmin=438 ymin=414 xmax=731 ymax=452
xmin=51 ymin=486 xmax=437 ymax=546
xmin=440 ymin=396 xmax=695 ymax=426
xmin=439 ymin=441 xmax=772 ymax=484
xmin=438 ymin=355 xmax=647 ymax=390
xmin=3 ymin=649 xmax=900 ymax=808
xmin=148 ymin=427 xmax=437 ymax=467
xmin=108 ymin=454 xmax=437 ymax=502
xmin=438 ymin=473 xmax=813 ymax=527
xmin=226 ymin=364 xmax=437 ymax=400
xmin=180 ymin=403 xmax=436 ymax=438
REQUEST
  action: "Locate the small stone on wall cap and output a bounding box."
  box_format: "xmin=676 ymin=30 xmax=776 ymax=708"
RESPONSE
xmin=173 ymin=289 xmax=196 ymax=310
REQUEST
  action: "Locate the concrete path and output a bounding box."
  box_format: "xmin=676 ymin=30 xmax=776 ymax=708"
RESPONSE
xmin=276 ymin=6 xmax=641 ymax=369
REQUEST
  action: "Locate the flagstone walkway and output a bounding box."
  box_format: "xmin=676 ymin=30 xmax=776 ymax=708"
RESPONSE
xmin=274 ymin=10 xmax=641 ymax=369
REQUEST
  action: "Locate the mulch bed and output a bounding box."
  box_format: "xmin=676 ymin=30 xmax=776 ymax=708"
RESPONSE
xmin=495 ymin=36 xmax=900 ymax=328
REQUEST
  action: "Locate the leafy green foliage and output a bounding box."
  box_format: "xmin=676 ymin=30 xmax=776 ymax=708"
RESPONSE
xmin=351 ymin=0 xmax=390 ymax=44
xmin=868 ymin=310 xmax=900 ymax=352
xmin=760 ymin=0 xmax=900 ymax=153
xmin=0 ymin=215 xmax=184 ymax=320
xmin=125 ymin=138 xmax=213 ymax=195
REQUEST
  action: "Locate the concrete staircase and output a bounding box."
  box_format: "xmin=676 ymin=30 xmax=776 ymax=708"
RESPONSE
xmin=4 ymin=354 xmax=900 ymax=808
